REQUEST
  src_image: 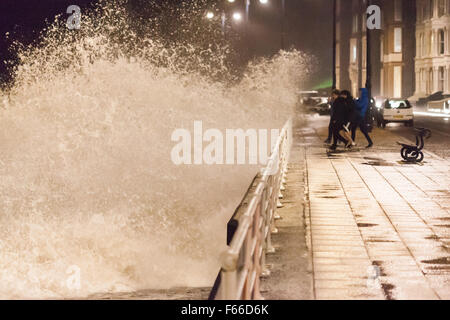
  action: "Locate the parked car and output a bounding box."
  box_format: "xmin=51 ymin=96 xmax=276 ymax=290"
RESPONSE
xmin=312 ymin=102 xmax=331 ymax=115
xmin=378 ymin=99 xmax=414 ymax=128
xmin=298 ymin=91 xmax=319 ymax=105
xmin=427 ymin=98 xmax=450 ymax=114
xmin=416 ymin=91 xmax=450 ymax=107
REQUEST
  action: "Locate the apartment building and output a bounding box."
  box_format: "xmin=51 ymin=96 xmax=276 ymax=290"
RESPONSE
xmin=413 ymin=0 xmax=450 ymax=99
xmin=380 ymin=0 xmax=416 ymax=99
xmin=335 ymin=0 xmax=415 ymax=99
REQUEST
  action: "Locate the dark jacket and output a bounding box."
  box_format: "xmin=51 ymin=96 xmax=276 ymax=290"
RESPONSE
xmin=346 ymin=98 xmax=358 ymax=124
xmin=331 ymin=97 xmax=348 ymax=124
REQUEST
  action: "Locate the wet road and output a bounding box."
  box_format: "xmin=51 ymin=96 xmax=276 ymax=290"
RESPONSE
xmin=382 ymin=112 xmax=450 ymax=159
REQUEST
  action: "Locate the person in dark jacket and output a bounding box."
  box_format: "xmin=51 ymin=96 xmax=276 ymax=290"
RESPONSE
xmin=329 ymin=91 xmax=350 ymax=150
xmin=325 ymin=89 xmax=341 ymax=144
xmin=339 ymin=90 xmax=356 ymax=148
xmin=351 ymin=88 xmax=373 ymax=148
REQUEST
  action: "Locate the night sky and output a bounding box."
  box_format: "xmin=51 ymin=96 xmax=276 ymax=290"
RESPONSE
xmin=0 ymin=0 xmax=332 ymax=88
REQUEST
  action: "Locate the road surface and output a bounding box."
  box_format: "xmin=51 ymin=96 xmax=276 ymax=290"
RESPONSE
xmin=386 ymin=112 xmax=450 ymax=159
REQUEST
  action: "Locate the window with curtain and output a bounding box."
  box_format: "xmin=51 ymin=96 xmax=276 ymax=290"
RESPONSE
xmin=439 ymin=29 xmax=445 ymax=54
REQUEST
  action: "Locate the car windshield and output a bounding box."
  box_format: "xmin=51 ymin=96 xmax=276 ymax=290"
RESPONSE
xmin=385 ymin=100 xmax=410 ymax=109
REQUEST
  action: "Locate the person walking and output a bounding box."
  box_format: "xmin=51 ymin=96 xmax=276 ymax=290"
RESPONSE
xmin=329 ymin=91 xmax=350 ymax=151
xmin=352 ymin=88 xmax=373 ymax=148
xmin=324 ymin=89 xmax=341 ymax=144
xmin=338 ymin=90 xmax=356 ymax=148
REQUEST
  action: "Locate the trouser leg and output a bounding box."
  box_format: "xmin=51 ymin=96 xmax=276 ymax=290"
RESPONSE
xmin=359 ymin=121 xmax=373 ymax=145
xmin=351 ymin=124 xmax=357 ymax=141
xmin=332 ymin=123 xmax=347 ymax=146
xmin=327 ymin=120 xmax=333 ymax=141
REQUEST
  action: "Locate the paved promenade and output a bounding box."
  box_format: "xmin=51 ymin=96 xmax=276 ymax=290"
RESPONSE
xmin=264 ymin=115 xmax=450 ymax=300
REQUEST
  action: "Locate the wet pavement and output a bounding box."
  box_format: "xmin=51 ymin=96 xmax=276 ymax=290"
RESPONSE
xmin=298 ymin=114 xmax=450 ymax=300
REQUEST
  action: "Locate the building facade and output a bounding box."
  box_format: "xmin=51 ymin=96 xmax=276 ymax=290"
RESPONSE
xmin=413 ymin=0 xmax=450 ymax=98
xmin=380 ymin=0 xmax=416 ymax=99
xmin=335 ymin=0 xmax=416 ymax=99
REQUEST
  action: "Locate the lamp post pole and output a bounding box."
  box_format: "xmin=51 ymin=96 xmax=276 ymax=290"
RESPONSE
xmin=332 ymin=0 xmax=337 ymax=90
xmin=281 ymin=0 xmax=286 ymax=50
xmin=366 ymin=0 xmax=372 ymax=100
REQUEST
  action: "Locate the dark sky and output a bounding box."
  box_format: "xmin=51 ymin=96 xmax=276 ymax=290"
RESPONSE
xmin=246 ymin=0 xmax=332 ymax=87
xmin=0 ymin=0 xmax=332 ymax=88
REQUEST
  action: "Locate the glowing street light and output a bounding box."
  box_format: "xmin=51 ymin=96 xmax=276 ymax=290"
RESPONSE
xmin=227 ymin=0 xmax=236 ymax=3
xmin=233 ymin=12 xmax=243 ymax=22
xmin=206 ymin=11 xmax=215 ymax=19
xmin=259 ymin=0 xmax=269 ymax=4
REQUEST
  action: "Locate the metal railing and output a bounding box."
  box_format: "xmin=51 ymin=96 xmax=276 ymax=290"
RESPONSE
xmin=210 ymin=118 xmax=292 ymax=300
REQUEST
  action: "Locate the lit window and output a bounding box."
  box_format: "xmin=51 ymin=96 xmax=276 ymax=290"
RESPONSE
xmin=352 ymin=15 xmax=359 ymax=33
xmin=439 ymin=66 xmax=446 ymax=91
xmin=394 ymin=28 xmax=402 ymax=53
xmin=394 ymin=66 xmax=402 ymax=98
xmin=350 ymin=39 xmax=357 ymax=63
xmin=421 ymin=33 xmax=426 ymax=57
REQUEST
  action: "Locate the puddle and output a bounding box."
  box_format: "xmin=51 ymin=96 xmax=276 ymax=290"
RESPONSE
xmin=372 ymin=261 xmax=388 ymax=277
xmin=398 ymin=161 xmax=426 ymax=166
xmin=367 ymin=239 xmax=395 ymax=243
xmin=363 ymin=161 xmax=396 ymax=167
xmin=425 ymin=235 xmax=440 ymax=240
xmin=421 ymin=257 xmax=450 ymax=265
xmin=357 ymin=223 xmax=378 ymax=228
xmin=319 ymin=196 xmax=338 ymax=199
xmin=381 ymin=283 xmax=396 ymax=300
xmin=364 ymin=157 xmax=385 ymax=161
xmin=371 ymin=261 xmax=395 ymax=299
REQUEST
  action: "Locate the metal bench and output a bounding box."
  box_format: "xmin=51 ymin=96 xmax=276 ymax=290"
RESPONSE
xmin=397 ymin=128 xmax=431 ymax=163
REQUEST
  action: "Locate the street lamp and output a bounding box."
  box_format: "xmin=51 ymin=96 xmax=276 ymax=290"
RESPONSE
xmin=233 ymin=12 xmax=243 ymax=21
xmin=206 ymin=11 xmax=215 ymax=20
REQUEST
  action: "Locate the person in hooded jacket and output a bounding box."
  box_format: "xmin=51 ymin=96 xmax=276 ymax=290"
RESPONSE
xmin=352 ymin=88 xmax=373 ymax=148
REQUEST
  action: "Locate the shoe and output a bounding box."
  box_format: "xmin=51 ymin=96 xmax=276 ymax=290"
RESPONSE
xmin=366 ymin=143 xmax=373 ymax=148
xmin=329 ymin=145 xmax=337 ymax=151
xmin=324 ymin=139 xmax=331 ymax=144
